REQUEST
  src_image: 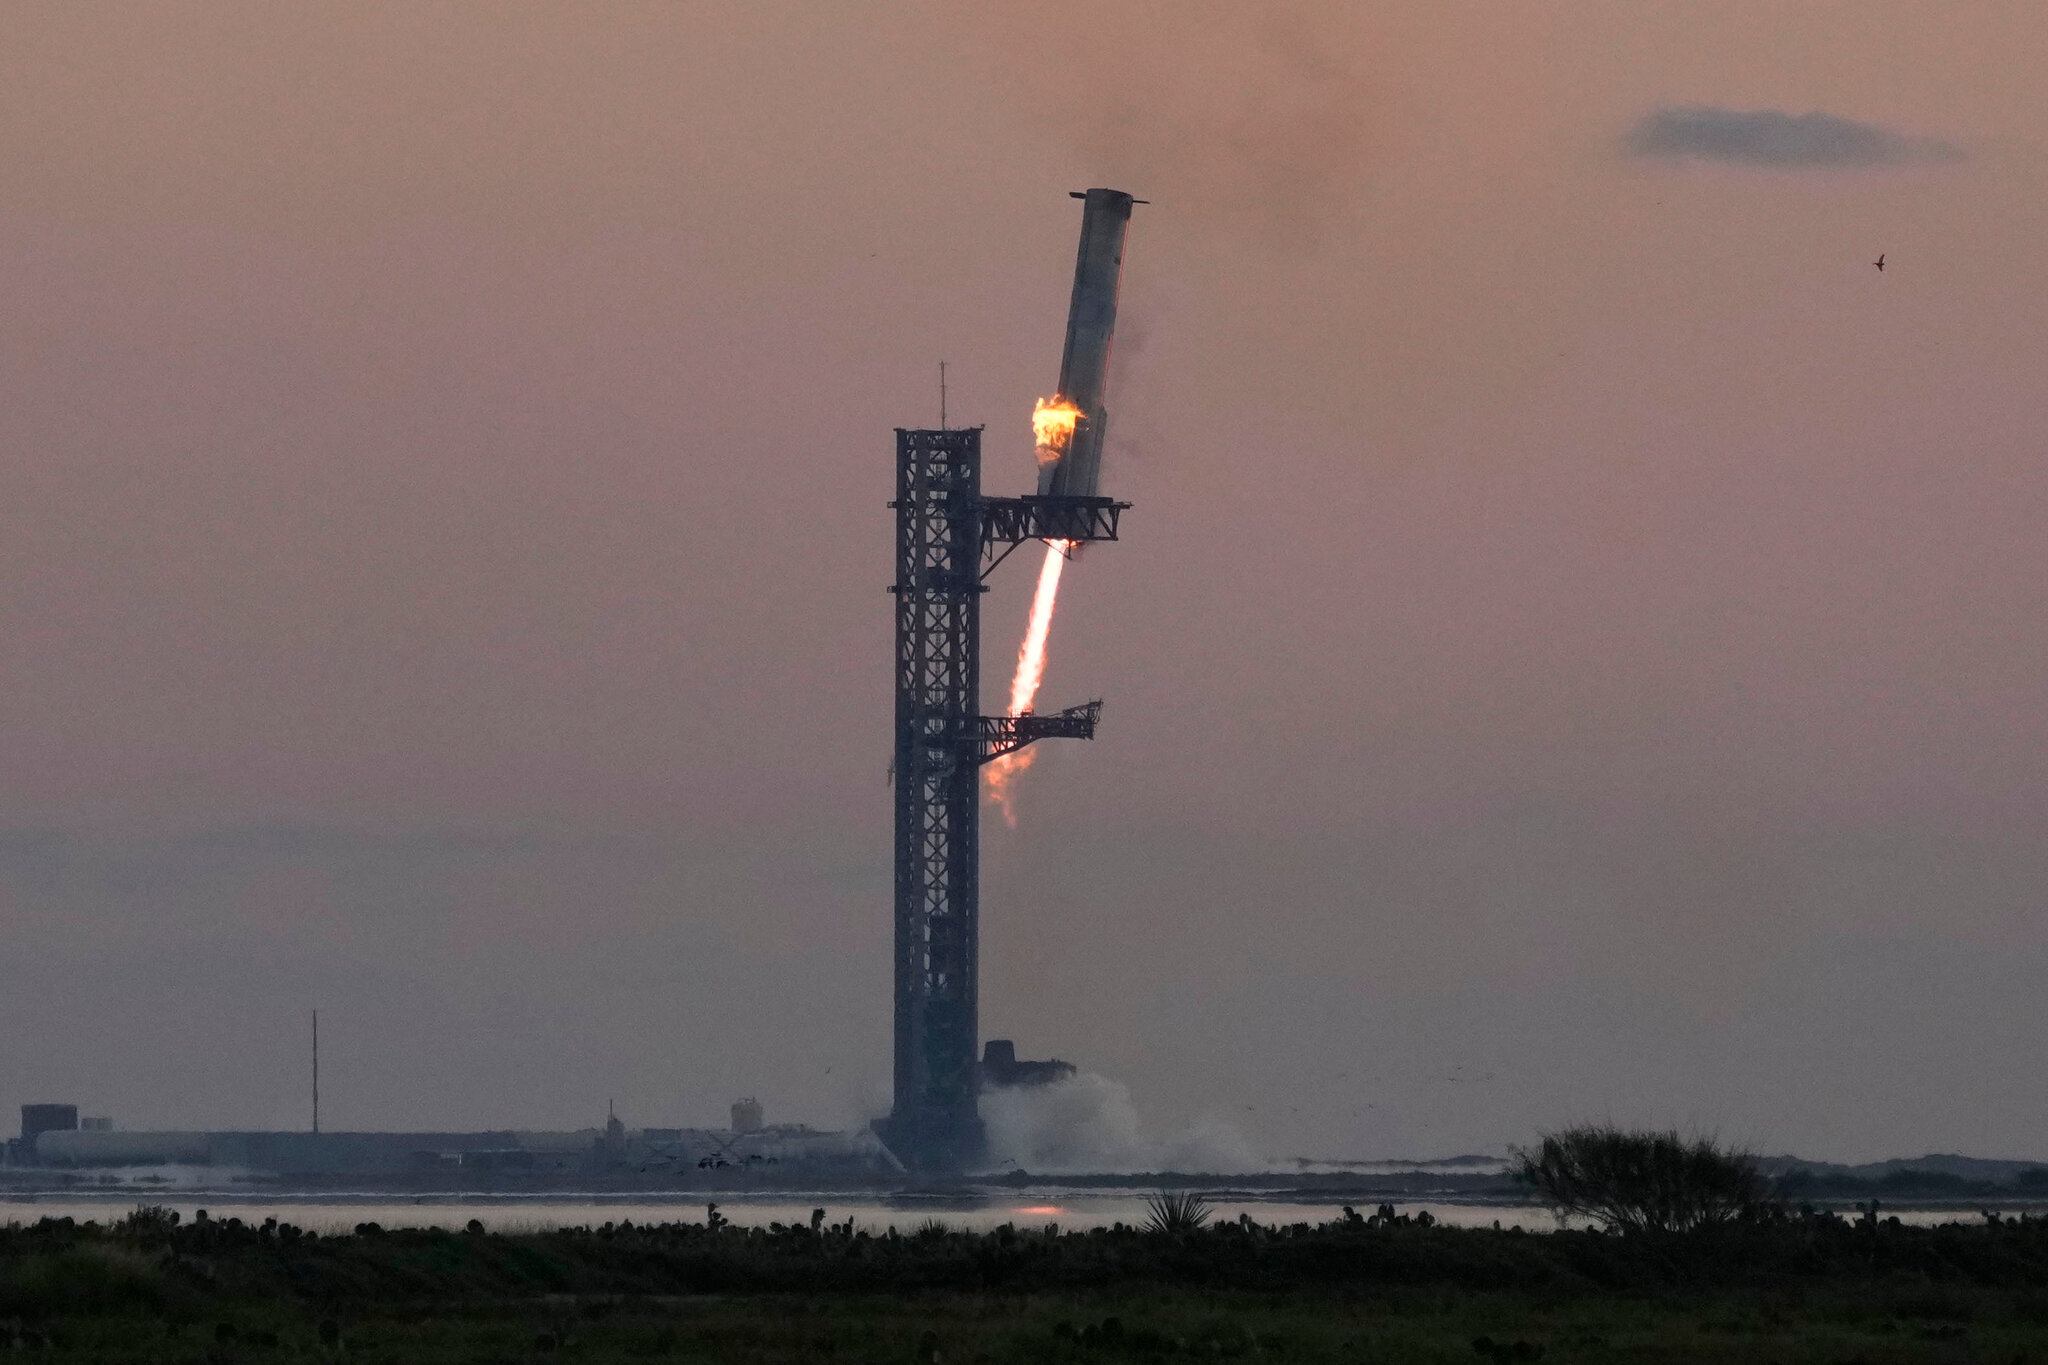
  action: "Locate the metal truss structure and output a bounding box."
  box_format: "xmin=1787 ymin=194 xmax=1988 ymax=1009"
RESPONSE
xmin=979 ymin=495 xmax=1125 ymax=574
xmin=978 ymin=700 xmax=1102 ymax=761
xmin=880 ymin=427 xmax=1124 ymax=1172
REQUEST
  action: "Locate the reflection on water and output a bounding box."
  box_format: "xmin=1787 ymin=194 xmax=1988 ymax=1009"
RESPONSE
xmin=0 ymin=1191 xmax=2029 ymax=1234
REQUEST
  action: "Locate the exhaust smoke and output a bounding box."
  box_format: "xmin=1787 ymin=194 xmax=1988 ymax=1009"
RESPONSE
xmin=982 ymin=1070 xmax=1263 ymax=1175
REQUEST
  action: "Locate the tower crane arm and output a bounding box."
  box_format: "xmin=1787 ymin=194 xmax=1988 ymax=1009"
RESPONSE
xmin=976 ymin=700 xmax=1102 ymax=764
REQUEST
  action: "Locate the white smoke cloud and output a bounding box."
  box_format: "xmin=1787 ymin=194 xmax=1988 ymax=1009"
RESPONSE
xmin=981 ymin=1071 xmax=1263 ymax=1174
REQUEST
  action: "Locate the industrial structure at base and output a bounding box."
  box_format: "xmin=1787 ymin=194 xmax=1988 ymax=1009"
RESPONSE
xmin=3 ymin=1100 xmax=899 ymax=1183
xmin=4 ymin=1044 xmax=1077 ymax=1183
xmin=878 ymin=189 xmax=1138 ymax=1173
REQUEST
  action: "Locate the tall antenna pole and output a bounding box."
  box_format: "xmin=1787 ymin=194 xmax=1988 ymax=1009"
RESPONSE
xmin=938 ymin=360 xmax=948 ymax=430
xmin=312 ymin=1010 xmax=320 ymax=1134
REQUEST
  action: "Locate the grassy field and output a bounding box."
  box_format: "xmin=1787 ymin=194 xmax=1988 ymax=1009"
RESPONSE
xmin=3 ymin=1203 xmax=2046 ymax=1361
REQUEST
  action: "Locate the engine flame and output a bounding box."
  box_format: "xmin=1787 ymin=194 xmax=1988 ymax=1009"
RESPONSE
xmin=984 ymin=538 xmax=1072 ymax=824
xmin=1032 ymin=397 xmax=1083 ymax=466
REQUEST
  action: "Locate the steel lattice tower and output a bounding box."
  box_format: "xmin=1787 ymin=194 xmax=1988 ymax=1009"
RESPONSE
xmin=881 ymin=427 xmax=1124 ymax=1171
xmin=885 ymin=428 xmax=987 ymax=1171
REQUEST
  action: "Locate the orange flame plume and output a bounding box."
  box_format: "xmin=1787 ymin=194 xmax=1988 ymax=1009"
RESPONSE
xmin=1032 ymin=397 xmax=1083 ymax=466
xmin=984 ymin=538 xmax=1072 ymax=824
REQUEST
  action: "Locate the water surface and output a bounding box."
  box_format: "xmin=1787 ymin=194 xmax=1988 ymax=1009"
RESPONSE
xmin=0 ymin=1190 xmax=2024 ymax=1234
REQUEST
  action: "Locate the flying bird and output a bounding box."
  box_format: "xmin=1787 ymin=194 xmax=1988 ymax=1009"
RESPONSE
xmin=1874 ymin=254 xmax=1885 ymax=272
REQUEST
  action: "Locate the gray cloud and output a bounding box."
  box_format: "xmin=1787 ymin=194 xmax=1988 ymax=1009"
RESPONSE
xmin=1628 ymin=105 xmax=1962 ymax=168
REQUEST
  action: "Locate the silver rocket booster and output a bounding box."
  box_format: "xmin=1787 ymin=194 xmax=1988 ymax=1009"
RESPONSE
xmin=1037 ymin=188 xmax=1138 ymax=499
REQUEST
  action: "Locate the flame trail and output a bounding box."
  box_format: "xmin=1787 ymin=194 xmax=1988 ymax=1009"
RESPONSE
xmin=1008 ymin=539 xmax=1069 ymax=717
xmin=985 ymin=538 xmax=1071 ymax=824
xmin=986 ymin=394 xmax=1087 ymax=823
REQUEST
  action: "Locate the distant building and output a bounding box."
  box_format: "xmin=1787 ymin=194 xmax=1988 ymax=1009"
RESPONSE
xmin=20 ymin=1104 xmax=78 ymax=1143
xmin=9 ymin=1104 xmax=79 ymax=1167
xmin=21 ymin=1109 xmax=902 ymax=1181
xmin=603 ymin=1103 xmax=627 ymax=1158
xmin=730 ymin=1098 xmax=764 ymax=1134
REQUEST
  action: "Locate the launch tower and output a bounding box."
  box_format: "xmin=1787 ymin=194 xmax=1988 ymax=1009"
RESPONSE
xmin=881 ymin=190 xmax=1138 ymax=1172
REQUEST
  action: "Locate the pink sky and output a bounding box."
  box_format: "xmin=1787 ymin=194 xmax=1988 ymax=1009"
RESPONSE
xmin=1 ymin=3 xmax=2045 ymax=1161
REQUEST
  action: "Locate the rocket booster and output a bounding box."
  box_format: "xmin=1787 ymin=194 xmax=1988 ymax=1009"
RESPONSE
xmin=1037 ymin=188 xmax=1137 ymax=499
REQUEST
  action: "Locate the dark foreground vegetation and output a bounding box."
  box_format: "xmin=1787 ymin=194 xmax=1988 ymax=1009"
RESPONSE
xmin=4 ymin=1196 xmax=2048 ymax=1362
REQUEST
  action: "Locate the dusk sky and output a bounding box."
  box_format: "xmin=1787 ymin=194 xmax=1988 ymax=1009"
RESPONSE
xmin=3 ymin=2 xmax=2046 ymax=1163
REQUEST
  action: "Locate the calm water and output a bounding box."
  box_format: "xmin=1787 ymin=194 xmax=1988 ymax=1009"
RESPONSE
xmin=0 ymin=1191 xmax=2023 ymax=1234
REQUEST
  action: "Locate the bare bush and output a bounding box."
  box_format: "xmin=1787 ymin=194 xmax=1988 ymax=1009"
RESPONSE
xmin=1512 ymin=1125 xmax=1770 ymax=1234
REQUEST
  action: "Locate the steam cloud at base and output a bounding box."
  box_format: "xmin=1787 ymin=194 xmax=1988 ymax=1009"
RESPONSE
xmin=982 ymin=1070 xmax=1264 ymax=1175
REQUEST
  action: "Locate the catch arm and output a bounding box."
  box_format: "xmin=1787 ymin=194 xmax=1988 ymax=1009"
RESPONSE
xmin=978 ymin=700 xmax=1102 ymax=764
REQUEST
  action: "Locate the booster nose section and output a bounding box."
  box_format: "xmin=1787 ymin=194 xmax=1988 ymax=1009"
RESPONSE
xmin=1036 ymin=189 xmax=1137 ymax=499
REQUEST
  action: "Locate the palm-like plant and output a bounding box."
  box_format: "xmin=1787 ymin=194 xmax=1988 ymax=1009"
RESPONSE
xmin=1143 ymin=1191 xmax=1214 ymax=1235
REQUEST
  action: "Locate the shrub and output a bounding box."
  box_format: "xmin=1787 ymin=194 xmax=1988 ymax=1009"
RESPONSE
xmin=1512 ymin=1125 xmax=1770 ymax=1234
xmin=113 ymin=1206 xmax=180 ymax=1247
xmin=1142 ymin=1192 xmax=1213 ymax=1235
xmin=0 ymin=1246 xmax=165 ymax=1319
